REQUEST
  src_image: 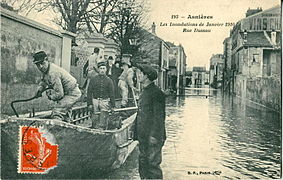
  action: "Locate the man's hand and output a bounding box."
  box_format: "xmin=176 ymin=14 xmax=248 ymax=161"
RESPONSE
xmin=131 ymin=87 xmax=137 ymax=92
xmin=110 ymin=108 xmax=115 ymax=114
xmin=149 ymin=136 xmax=158 ymax=145
xmin=46 ymin=89 xmax=52 ymax=100
xmin=88 ymin=105 xmax=93 ymax=113
xmin=35 ymin=86 xmax=44 ymax=98
xmin=35 ymin=90 xmax=42 ymax=98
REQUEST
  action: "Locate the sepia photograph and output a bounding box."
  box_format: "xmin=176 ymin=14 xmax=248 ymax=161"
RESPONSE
xmin=0 ymin=0 xmax=281 ymax=179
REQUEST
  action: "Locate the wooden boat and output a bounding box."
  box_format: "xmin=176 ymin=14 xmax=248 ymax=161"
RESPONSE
xmin=1 ymin=100 xmax=138 ymax=179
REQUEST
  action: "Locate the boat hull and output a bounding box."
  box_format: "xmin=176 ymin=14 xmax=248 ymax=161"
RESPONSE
xmin=1 ymin=113 xmax=138 ymax=179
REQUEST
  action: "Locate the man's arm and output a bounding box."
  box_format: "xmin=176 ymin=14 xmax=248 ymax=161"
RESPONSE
xmin=108 ymin=78 xmax=115 ymax=108
xmin=35 ymin=78 xmax=48 ymax=97
xmin=83 ymin=60 xmax=89 ymax=77
xmin=47 ymin=74 xmax=64 ymax=101
xmin=126 ymin=69 xmax=134 ymax=89
xmin=87 ymin=78 xmax=94 ymax=106
xmin=149 ymin=91 xmax=166 ymax=143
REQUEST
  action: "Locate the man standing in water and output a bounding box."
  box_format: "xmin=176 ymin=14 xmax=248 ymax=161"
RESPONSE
xmin=135 ymin=64 xmax=166 ymax=179
xmin=33 ymin=51 xmax=82 ymax=121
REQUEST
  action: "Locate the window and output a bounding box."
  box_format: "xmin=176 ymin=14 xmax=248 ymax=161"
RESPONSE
xmin=252 ymin=54 xmax=259 ymax=63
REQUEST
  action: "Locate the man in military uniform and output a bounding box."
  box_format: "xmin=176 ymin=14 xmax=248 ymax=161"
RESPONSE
xmin=33 ymin=51 xmax=82 ymax=121
xmin=87 ymin=61 xmax=115 ymax=129
xmin=135 ymin=64 xmax=166 ymax=179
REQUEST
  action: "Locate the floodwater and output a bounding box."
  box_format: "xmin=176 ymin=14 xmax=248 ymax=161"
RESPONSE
xmin=104 ymin=87 xmax=281 ymax=180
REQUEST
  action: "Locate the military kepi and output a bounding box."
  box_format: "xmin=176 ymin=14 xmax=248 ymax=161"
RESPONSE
xmin=33 ymin=51 xmax=47 ymax=63
xmin=97 ymin=61 xmax=106 ymax=68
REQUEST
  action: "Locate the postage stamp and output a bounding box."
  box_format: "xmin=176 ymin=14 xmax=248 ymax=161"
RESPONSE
xmin=18 ymin=126 xmax=58 ymax=174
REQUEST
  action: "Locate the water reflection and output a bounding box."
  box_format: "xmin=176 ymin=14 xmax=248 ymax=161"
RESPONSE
xmin=218 ymin=94 xmax=281 ymax=179
xmin=108 ymin=87 xmax=281 ymax=179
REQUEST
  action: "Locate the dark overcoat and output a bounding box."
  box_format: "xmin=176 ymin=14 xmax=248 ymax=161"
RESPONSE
xmin=136 ymin=83 xmax=166 ymax=144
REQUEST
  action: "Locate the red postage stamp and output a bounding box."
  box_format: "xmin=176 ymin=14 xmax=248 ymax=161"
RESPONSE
xmin=18 ymin=126 xmax=58 ymax=174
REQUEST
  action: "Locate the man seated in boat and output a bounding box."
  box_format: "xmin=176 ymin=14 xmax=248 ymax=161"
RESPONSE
xmin=33 ymin=51 xmax=82 ymax=122
xmin=87 ymin=61 xmax=115 ymax=130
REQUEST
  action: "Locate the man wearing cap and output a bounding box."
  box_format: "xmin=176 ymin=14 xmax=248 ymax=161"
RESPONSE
xmin=87 ymin=61 xmax=115 ymax=129
xmin=118 ymin=56 xmax=135 ymax=107
xmin=107 ymin=57 xmax=122 ymax=98
xmin=33 ymin=51 xmax=82 ymax=121
xmin=106 ymin=56 xmax=114 ymax=76
xmin=135 ymin=64 xmax=166 ymax=179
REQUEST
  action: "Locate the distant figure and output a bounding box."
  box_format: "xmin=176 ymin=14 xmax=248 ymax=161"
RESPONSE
xmin=118 ymin=58 xmax=135 ymax=107
xmin=106 ymin=56 xmax=114 ymax=77
xmin=33 ymin=51 xmax=82 ymax=121
xmin=87 ymin=61 xmax=115 ymax=130
xmin=135 ymin=64 xmax=166 ymax=179
xmin=82 ymin=47 xmax=100 ymax=90
xmin=108 ymin=58 xmax=122 ymax=98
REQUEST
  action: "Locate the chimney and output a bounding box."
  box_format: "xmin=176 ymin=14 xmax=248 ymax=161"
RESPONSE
xmin=245 ymin=7 xmax=262 ymax=17
xmin=151 ymin=22 xmax=156 ymax=34
xmin=271 ymin=30 xmax=276 ymax=45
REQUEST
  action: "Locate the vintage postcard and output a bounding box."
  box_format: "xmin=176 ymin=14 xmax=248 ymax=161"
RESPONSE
xmin=0 ymin=0 xmax=281 ymax=179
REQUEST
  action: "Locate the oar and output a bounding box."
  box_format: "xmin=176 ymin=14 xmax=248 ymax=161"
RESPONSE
xmin=93 ymin=106 xmax=138 ymax=115
xmin=91 ymin=87 xmax=139 ymax=116
xmin=131 ymin=87 xmax=138 ymax=107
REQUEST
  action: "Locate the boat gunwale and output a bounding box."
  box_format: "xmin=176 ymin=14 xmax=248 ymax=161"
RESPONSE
xmin=1 ymin=112 xmax=137 ymax=135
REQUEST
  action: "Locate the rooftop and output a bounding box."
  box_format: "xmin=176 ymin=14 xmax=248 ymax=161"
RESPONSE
xmin=239 ymin=31 xmax=279 ymax=47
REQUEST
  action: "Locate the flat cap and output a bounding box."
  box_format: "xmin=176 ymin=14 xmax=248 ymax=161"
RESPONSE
xmin=138 ymin=64 xmax=158 ymax=81
xmin=33 ymin=51 xmax=47 ymax=63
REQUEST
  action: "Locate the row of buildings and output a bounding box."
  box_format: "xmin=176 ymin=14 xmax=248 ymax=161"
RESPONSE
xmin=208 ymin=5 xmax=281 ymax=111
xmin=132 ymin=23 xmax=187 ymax=95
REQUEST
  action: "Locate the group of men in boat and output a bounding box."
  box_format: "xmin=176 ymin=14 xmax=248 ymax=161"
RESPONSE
xmin=33 ymin=50 xmax=166 ymax=179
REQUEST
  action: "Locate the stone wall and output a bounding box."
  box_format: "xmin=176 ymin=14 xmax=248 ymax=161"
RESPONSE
xmin=235 ymin=75 xmax=281 ymax=111
xmin=1 ymin=8 xmax=74 ymax=115
xmin=246 ymin=77 xmax=281 ymax=111
xmin=70 ymin=46 xmax=90 ymax=87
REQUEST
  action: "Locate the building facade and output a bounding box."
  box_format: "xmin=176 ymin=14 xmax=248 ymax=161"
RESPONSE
xmin=191 ymin=67 xmax=206 ymax=86
xmin=138 ymin=24 xmax=186 ymax=94
xmin=223 ymin=37 xmax=232 ymax=92
xmin=167 ymin=42 xmax=187 ymax=94
xmin=228 ymin=5 xmax=281 ymax=110
xmin=138 ymin=25 xmax=170 ymax=91
xmin=209 ymin=54 xmax=224 ymax=88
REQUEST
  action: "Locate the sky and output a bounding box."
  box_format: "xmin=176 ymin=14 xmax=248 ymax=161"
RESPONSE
xmin=148 ymin=0 xmax=281 ymax=70
xmin=23 ymin=0 xmax=281 ymax=71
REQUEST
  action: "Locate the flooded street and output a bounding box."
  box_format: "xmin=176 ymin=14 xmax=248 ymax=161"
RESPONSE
xmin=106 ymin=87 xmax=281 ymax=179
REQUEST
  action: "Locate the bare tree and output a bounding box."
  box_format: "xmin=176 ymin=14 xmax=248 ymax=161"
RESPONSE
xmin=85 ymin=0 xmax=119 ymax=34
xmin=106 ymin=0 xmax=148 ymax=58
xmin=4 ymin=0 xmax=149 ymax=51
